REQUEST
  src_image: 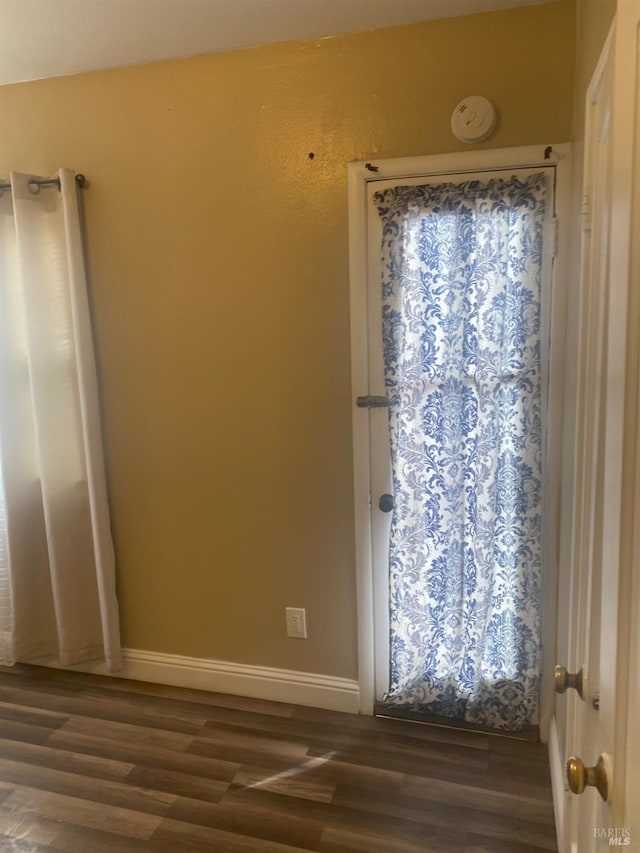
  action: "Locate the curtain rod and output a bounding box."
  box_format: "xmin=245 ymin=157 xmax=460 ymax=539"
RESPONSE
xmin=0 ymin=174 xmax=87 ymax=193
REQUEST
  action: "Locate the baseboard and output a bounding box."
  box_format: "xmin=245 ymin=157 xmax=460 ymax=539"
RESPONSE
xmin=548 ymin=714 xmax=566 ymax=852
xmin=26 ymin=648 xmax=361 ymax=715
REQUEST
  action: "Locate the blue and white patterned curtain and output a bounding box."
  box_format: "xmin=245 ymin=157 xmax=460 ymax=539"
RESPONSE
xmin=376 ymin=173 xmax=546 ymax=731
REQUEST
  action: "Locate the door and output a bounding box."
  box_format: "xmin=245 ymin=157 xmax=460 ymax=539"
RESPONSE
xmin=562 ymin=25 xmax=615 ymax=851
xmin=561 ymin=3 xmax=640 ymax=847
xmin=349 ymin=146 xmax=571 ymax=730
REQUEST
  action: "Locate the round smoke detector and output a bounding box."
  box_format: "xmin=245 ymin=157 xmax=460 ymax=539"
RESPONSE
xmin=451 ymin=96 xmax=497 ymax=143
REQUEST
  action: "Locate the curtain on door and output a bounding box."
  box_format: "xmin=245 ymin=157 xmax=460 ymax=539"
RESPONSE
xmin=376 ymin=173 xmax=546 ymax=731
xmin=0 ymin=170 xmax=121 ymax=672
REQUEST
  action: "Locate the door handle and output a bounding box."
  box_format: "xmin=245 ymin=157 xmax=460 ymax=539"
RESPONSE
xmin=378 ymin=494 xmax=394 ymax=513
xmin=566 ymin=754 xmax=611 ymax=802
xmin=356 ymin=395 xmax=389 ymax=408
xmin=554 ymin=665 xmax=584 ymax=698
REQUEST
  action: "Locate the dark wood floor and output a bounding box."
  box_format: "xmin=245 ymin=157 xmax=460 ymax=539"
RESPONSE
xmin=0 ymin=664 xmax=557 ymax=852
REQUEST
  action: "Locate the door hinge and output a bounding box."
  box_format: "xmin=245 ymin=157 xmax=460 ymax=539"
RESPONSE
xmin=582 ymin=191 xmax=592 ymax=231
xmin=551 ymin=216 xmax=559 ymax=258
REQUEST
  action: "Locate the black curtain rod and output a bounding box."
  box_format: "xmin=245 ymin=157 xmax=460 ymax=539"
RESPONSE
xmin=0 ymin=174 xmax=87 ymax=193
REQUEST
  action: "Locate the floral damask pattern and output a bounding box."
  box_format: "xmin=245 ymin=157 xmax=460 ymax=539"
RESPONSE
xmin=375 ymin=173 xmax=546 ymax=731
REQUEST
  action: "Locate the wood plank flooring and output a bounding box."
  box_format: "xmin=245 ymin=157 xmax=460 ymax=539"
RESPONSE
xmin=0 ymin=664 xmax=557 ymax=852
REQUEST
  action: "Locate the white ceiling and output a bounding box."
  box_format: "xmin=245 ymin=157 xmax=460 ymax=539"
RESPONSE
xmin=0 ymin=0 xmax=560 ymax=86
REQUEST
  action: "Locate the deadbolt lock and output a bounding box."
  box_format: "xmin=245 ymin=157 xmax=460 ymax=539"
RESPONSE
xmin=378 ymin=493 xmax=394 ymax=513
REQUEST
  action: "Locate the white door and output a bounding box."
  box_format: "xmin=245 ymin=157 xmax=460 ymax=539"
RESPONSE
xmin=349 ymin=146 xmax=572 ymax=725
xmin=562 ymin=25 xmax=614 ymax=851
xmin=561 ymin=3 xmax=640 ymax=847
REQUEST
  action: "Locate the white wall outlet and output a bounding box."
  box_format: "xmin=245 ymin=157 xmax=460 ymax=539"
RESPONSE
xmin=285 ymin=607 xmax=307 ymax=639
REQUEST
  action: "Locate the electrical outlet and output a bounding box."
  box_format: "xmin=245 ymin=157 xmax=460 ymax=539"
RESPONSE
xmin=285 ymin=607 xmax=307 ymax=639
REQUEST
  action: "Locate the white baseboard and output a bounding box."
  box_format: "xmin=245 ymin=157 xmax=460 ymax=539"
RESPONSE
xmin=549 ymin=714 xmax=567 ymax=852
xmin=26 ymin=648 xmax=361 ymax=715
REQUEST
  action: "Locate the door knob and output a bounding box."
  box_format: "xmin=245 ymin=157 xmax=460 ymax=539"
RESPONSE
xmin=566 ymin=754 xmax=611 ymax=802
xmin=554 ymin=664 xmax=584 ymax=698
xmin=378 ymin=493 xmax=394 ymax=513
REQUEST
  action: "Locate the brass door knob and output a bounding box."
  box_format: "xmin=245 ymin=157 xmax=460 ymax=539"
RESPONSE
xmin=554 ymin=664 xmax=584 ymax=698
xmin=566 ymin=754 xmax=610 ymax=802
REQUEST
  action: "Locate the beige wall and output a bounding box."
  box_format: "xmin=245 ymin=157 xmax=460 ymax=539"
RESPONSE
xmin=0 ymin=2 xmax=575 ymax=680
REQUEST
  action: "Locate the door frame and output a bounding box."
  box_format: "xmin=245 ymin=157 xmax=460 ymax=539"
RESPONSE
xmin=616 ymin=0 xmax=640 ymax=826
xmin=348 ymin=144 xmax=572 ymax=722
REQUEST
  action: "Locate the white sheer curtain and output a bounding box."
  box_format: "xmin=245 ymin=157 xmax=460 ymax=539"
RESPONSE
xmin=0 ymin=169 xmax=121 ymax=672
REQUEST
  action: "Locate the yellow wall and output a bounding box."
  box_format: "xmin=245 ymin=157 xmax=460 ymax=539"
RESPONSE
xmin=0 ymin=1 xmax=575 ymax=679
